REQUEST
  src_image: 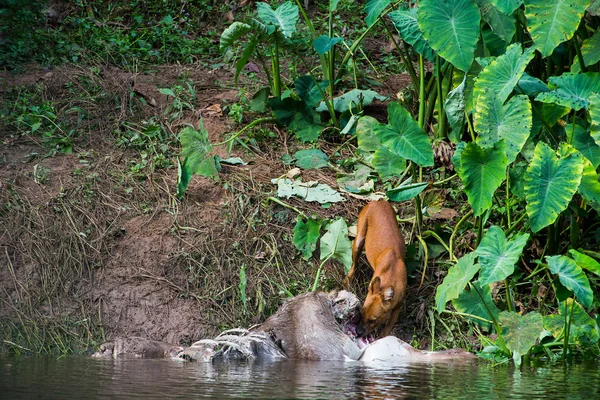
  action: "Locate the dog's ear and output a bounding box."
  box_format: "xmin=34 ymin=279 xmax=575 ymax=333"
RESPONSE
xmin=383 ymin=287 xmax=394 ymax=302
xmin=370 ymin=277 xmax=381 ymax=293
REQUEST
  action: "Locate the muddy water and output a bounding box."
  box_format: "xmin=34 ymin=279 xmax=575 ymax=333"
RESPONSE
xmin=1 ymin=356 xmax=600 ymax=399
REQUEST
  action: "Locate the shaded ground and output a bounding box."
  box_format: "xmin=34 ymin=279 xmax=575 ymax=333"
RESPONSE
xmin=0 ymin=62 xmax=463 ymax=354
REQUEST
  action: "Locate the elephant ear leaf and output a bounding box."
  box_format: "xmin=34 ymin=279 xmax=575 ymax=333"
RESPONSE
xmin=524 ymin=143 xmax=584 ymax=232
xmin=220 ymin=22 xmax=252 ymax=52
xmin=473 ymin=43 xmax=535 ymax=107
xmin=256 ymin=1 xmax=299 ymax=37
xmin=365 ymin=0 xmax=392 ymax=27
xmin=418 ymin=0 xmax=481 ymax=72
xmin=476 ymin=226 xmax=529 ymax=285
xmin=458 ymin=140 xmax=509 ymax=217
xmin=435 ymin=253 xmax=480 ymax=313
xmin=490 ymin=0 xmax=523 ymax=15
xmin=374 ymin=102 xmax=434 ymax=167
xmin=389 ymin=7 xmax=436 ymax=61
xmin=547 ymin=255 xmax=593 ymax=309
xmin=475 ymin=94 xmax=532 ymax=164
xmin=499 ymin=311 xmax=544 ymax=366
xmin=524 ymin=0 xmax=589 ymax=57
xmin=536 ymin=73 xmax=600 ymax=111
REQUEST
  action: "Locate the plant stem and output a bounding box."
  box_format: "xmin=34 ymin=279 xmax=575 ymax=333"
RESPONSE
xmin=471 ymin=282 xmax=502 ymax=333
xmin=449 ymin=210 xmax=473 ymax=261
xmin=435 ymin=56 xmax=446 ymax=138
xmin=312 ymin=253 xmax=333 ymax=292
xmin=267 ymin=196 xmax=306 ymax=218
xmin=432 ymin=173 xmax=458 ymax=187
xmin=504 ymin=279 xmax=513 ymax=313
xmin=272 ymin=31 xmax=281 ymax=97
xmin=505 ymin=212 xmax=528 ymax=236
xmin=214 ymin=117 xmax=277 ymax=146
xmin=418 ymin=54 xmax=425 ymax=128
xmin=441 ymin=310 xmax=494 ymax=325
xmin=416 ymin=234 xmax=429 ymax=288
xmin=421 ymin=230 xmax=451 ymax=255
xmin=506 ymin=169 xmax=511 ymax=228
xmin=381 ymin=19 xmax=419 ymax=90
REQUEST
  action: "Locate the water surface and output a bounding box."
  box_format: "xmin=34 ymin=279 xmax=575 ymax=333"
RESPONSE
xmin=2 ymin=356 xmax=600 ymax=399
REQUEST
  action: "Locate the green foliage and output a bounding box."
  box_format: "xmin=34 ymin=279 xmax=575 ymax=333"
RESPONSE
xmin=499 ymin=311 xmax=544 ymax=364
xmin=177 ymin=122 xmax=219 ymax=198
xmin=389 ymin=8 xmax=436 ymax=62
xmin=293 ymin=218 xmax=322 ymax=260
xmin=435 ymin=253 xmax=480 ymax=313
xmin=294 ymin=149 xmax=329 ymax=169
xmin=418 ymin=0 xmax=481 ymax=72
xmin=374 ymin=102 xmax=434 ymax=167
xmin=475 ymin=226 xmax=529 ymax=285
xmin=547 ymin=255 xmax=593 ymax=309
xmin=524 ymin=143 xmax=584 ymax=232
xmin=319 ymin=218 xmax=352 ymax=273
xmin=524 ymin=0 xmax=589 ymax=57
xmin=457 ymin=140 xmax=509 ymax=216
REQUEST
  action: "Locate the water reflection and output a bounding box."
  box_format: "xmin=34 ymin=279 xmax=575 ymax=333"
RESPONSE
xmin=2 ymin=356 xmax=600 ymax=399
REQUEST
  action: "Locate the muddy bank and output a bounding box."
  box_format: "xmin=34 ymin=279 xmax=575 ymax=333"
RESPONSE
xmin=0 ymin=63 xmax=444 ymax=355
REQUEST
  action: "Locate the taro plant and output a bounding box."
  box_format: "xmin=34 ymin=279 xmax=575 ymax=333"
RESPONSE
xmin=220 ymin=1 xmax=395 ymax=141
xmin=377 ymin=0 xmax=600 ymax=364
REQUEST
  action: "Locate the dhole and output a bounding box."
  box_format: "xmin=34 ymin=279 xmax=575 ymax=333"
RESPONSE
xmin=344 ymin=200 xmax=407 ymax=337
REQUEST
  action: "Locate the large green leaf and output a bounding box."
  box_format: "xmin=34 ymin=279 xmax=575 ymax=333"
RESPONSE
xmin=581 ymin=30 xmax=600 ymax=67
xmin=389 ymin=8 xmax=436 ymax=61
xmin=478 ymin=0 xmax=516 ymax=43
xmin=473 ymin=43 xmax=535 ymax=107
xmin=459 ymin=140 xmax=509 ymax=216
xmin=524 ymin=143 xmax=584 ymax=232
xmin=543 ymin=299 xmax=599 ymax=345
xmin=452 ymin=280 xmax=500 ymax=330
xmin=516 ymin=73 xmax=549 ymax=97
xmin=220 ymin=22 xmax=251 ymax=52
xmin=374 ymin=102 xmax=433 ymax=167
xmin=320 ymin=218 xmax=353 ymax=273
xmin=295 ymin=75 xmax=327 ymax=109
xmin=365 ymin=0 xmax=391 ymax=27
xmin=499 ymin=311 xmax=544 ymax=357
xmin=372 ymin=146 xmax=406 ymax=181
xmin=524 ymin=0 xmax=589 ymax=57
xmin=294 ymin=149 xmax=329 ymax=170
xmin=536 ymin=73 xmax=600 ymax=111
xmin=579 ymin=159 xmax=600 ymax=211
xmin=490 ymin=0 xmax=523 ymax=14
xmin=270 ymin=97 xmax=322 ymax=142
xmin=418 ymin=0 xmax=481 ymax=72
xmin=386 ymin=179 xmax=428 ymax=202
xmin=445 ymin=76 xmax=467 ymax=143
xmin=475 ymin=94 xmax=532 ymax=163
xmin=475 ymin=226 xmax=529 ymax=285
xmin=570 ymin=249 xmax=600 ymax=277
xmin=589 ymin=92 xmax=600 ymax=147
xmin=313 ymin=35 xmax=344 ymax=55
xmin=547 ymin=255 xmax=593 ymax=308
xmin=293 ymin=218 xmax=322 ymax=260
xmin=435 ymin=253 xmax=480 ymax=313
xmin=356 ymin=116 xmax=381 ymax=152
xmin=256 ymin=1 xmax=299 ymax=37
xmin=235 ymin=37 xmax=258 ymax=85
xmin=568 ymin=124 xmax=600 ymax=168
xmin=177 ymin=123 xmax=219 ymax=198
xmin=316 ymin=89 xmax=387 ymax=113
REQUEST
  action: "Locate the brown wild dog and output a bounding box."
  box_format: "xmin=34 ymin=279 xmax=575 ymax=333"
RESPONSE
xmin=344 ymin=200 xmax=407 ymax=337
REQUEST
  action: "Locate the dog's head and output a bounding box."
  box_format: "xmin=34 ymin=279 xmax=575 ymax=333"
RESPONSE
xmin=359 ymin=276 xmax=396 ymax=336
